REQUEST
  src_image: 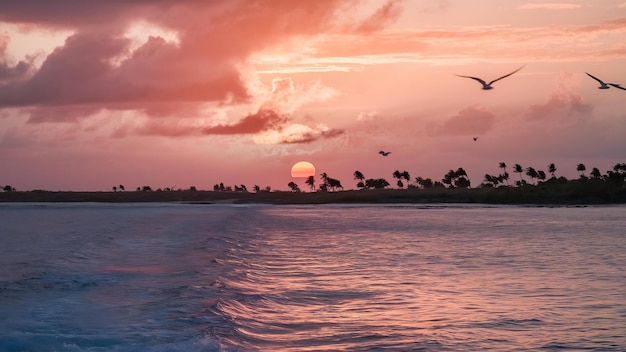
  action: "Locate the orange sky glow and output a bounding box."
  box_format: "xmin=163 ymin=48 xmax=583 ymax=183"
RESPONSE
xmin=0 ymin=0 xmax=625 ymax=191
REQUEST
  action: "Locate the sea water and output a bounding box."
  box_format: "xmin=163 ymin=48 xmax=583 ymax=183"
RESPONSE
xmin=0 ymin=203 xmax=625 ymax=351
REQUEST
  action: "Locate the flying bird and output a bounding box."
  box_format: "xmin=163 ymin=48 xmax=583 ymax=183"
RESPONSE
xmin=379 ymin=151 xmax=391 ymax=156
xmin=473 ymin=137 xmax=478 ymax=141
xmin=586 ymin=72 xmax=626 ymax=90
xmin=455 ymin=65 xmax=525 ymax=90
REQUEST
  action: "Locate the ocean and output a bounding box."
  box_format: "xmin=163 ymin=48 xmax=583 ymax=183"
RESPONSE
xmin=1 ymin=203 xmax=625 ymax=351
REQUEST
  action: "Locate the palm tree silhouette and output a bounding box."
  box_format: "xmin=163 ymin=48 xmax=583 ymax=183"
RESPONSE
xmin=287 ymin=182 xmax=301 ymax=192
xmin=353 ymin=170 xmax=365 ymax=189
xmin=305 ymin=176 xmax=316 ymax=191
xmin=499 ymin=162 xmax=509 ymax=186
xmin=392 ymin=170 xmax=403 ymax=188
xmin=401 ymin=171 xmax=411 ymax=185
xmin=548 ymin=163 xmax=557 ymax=179
xmin=577 ymin=163 xmax=587 ymax=178
xmin=537 ymin=170 xmax=546 ymax=183
xmin=514 ymin=164 xmax=525 ymax=184
xmin=525 ymin=167 xmax=538 ymax=185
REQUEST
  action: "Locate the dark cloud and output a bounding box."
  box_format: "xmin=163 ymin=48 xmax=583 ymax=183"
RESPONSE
xmin=0 ymin=61 xmax=30 ymax=82
xmin=0 ymin=32 xmax=247 ymax=112
xmin=0 ymin=35 xmax=32 ymax=83
xmin=201 ymin=109 xmax=287 ymax=135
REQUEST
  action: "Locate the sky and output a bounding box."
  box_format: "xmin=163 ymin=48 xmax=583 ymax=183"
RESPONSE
xmin=0 ymin=0 xmax=625 ymax=191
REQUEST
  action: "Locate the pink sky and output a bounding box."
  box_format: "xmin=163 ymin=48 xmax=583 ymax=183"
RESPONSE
xmin=1 ymin=0 xmax=625 ymax=191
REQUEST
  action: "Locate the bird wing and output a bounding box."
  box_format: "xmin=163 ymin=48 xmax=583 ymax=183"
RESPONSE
xmin=586 ymin=72 xmax=606 ymax=85
xmin=488 ymin=65 xmax=525 ymax=85
xmin=455 ymin=75 xmax=488 ymax=87
xmin=609 ymin=83 xmax=626 ymax=90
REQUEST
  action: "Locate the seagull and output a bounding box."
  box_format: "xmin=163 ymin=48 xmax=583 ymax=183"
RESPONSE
xmin=586 ymin=72 xmax=626 ymax=90
xmin=379 ymin=151 xmax=391 ymax=156
xmin=455 ymin=65 xmax=525 ymax=90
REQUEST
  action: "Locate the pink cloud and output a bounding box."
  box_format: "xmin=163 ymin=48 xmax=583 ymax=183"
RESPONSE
xmin=519 ymin=3 xmax=583 ymax=10
xmin=526 ymin=92 xmax=593 ymax=121
xmin=0 ymin=0 xmax=382 ymax=121
xmin=525 ymin=73 xmax=593 ymax=121
xmin=354 ymin=1 xmax=404 ymax=33
xmin=0 ymin=34 xmax=31 ymax=83
xmin=431 ymin=105 xmax=496 ymax=136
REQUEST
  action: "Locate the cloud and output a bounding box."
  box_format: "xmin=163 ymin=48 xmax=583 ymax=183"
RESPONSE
xmin=263 ymin=18 xmax=626 ymax=72
xmin=354 ymin=1 xmax=404 ymax=33
xmin=253 ymin=123 xmax=344 ymax=144
xmin=519 ymin=3 xmax=583 ymax=10
xmin=0 ymin=0 xmax=377 ymax=122
xmin=0 ymin=34 xmax=32 ymax=82
xmin=525 ymin=72 xmax=593 ymax=121
xmin=127 ymin=106 xmax=344 ymax=145
xmin=202 ymin=109 xmax=286 ymax=135
xmin=431 ymin=105 xmax=496 ymax=136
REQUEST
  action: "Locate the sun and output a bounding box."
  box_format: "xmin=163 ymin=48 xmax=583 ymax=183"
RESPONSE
xmin=291 ymin=161 xmax=316 ymax=178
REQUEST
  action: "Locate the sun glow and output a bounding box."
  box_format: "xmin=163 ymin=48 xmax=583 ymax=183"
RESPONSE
xmin=291 ymin=161 xmax=316 ymax=178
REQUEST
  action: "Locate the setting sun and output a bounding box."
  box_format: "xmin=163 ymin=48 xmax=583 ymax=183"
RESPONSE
xmin=291 ymin=161 xmax=316 ymax=178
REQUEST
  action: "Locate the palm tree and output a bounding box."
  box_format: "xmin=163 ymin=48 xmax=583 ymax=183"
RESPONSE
xmin=548 ymin=163 xmax=557 ymax=179
xmin=353 ymin=171 xmax=365 ymax=189
xmin=392 ymin=170 xmax=403 ymax=188
xmin=513 ymin=164 xmax=525 ymax=184
xmin=525 ymin=167 xmax=538 ymax=185
xmin=119 ymin=184 xmax=125 ymax=192
xmin=577 ymin=163 xmax=586 ymax=178
xmin=112 ymin=186 xmax=117 ymax=192
xmin=305 ymin=175 xmax=316 ymax=191
xmin=253 ymin=185 xmax=260 ymax=192
xmin=320 ymin=172 xmax=329 ymax=189
xmin=499 ymin=162 xmax=509 ymax=185
xmin=537 ymin=170 xmax=546 ymax=183
xmin=287 ymin=182 xmax=301 ymax=192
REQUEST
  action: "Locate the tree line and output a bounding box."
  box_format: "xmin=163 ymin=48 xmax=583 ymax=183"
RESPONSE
xmin=285 ymin=162 xmax=626 ymax=193
xmin=2 ymin=162 xmax=625 ymax=194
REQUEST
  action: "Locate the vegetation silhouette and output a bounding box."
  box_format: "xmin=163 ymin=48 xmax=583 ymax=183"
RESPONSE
xmin=2 ymin=163 xmax=625 ymax=205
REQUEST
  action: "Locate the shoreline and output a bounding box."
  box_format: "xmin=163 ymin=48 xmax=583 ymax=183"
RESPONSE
xmin=1 ymin=184 xmax=625 ymax=205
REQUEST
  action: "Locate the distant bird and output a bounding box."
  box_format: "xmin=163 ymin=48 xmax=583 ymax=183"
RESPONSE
xmin=586 ymin=72 xmax=626 ymax=90
xmin=473 ymin=137 xmax=478 ymax=141
xmin=455 ymin=65 xmax=525 ymax=90
xmin=379 ymin=151 xmax=391 ymax=156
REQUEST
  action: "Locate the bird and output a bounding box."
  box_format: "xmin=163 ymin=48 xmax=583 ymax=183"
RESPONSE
xmin=473 ymin=137 xmax=478 ymax=141
xmin=586 ymin=72 xmax=626 ymax=90
xmin=379 ymin=151 xmax=391 ymax=156
xmin=455 ymin=65 xmax=525 ymax=90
